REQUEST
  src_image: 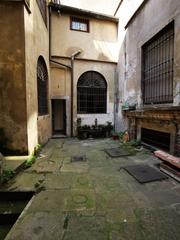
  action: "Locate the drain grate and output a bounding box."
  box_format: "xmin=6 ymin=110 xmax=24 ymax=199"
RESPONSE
xmin=71 ymin=155 xmax=86 ymax=162
xmin=105 ymin=148 xmax=131 ymax=158
xmin=123 ymin=164 xmax=168 ymax=183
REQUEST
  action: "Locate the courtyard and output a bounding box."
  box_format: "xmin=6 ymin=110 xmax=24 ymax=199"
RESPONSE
xmin=2 ymin=138 xmax=180 ymax=240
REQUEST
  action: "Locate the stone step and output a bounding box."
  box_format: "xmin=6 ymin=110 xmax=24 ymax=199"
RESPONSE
xmin=160 ymin=163 xmax=180 ymax=182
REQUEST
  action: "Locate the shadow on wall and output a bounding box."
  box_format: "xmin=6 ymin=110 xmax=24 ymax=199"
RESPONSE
xmin=66 ymin=40 xmax=118 ymax=62
xmin=0 ymin=128 xmax=28 ymax=156
xmin=93 ymin=40 xmax=118 ymax=62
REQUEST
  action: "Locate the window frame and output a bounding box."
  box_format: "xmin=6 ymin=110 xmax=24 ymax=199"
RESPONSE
xmin=77 ymin=71 xmax=107 ymax=114
xmin=141 ymin=21 xmax=174 ymax=105
xmin=37 ymin=56 xmax=49 ymax=116
xmin=70 ymin=16 xmax=90 ymax=33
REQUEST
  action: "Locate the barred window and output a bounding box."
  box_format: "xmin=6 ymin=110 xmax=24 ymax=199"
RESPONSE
xmin=77 ymin=71 xmax=107 ymax=114
xmin=70 ymin=17 xmax=89 ymax=32
xmin=37 ymin=57 xmax=48 ymax=116
xmin=142 ymin=21 xmax=174 ymax=104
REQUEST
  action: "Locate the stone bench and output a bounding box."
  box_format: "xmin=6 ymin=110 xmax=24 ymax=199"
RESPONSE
xmin=154 ymin=150 xmax=180 ymax=169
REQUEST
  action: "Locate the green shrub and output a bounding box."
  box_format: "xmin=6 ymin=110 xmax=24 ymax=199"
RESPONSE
xmin=25 ymin=155 xmax=36 ymax=168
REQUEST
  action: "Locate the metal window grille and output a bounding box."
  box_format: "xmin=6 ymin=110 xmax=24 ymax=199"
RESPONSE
xmin=37 ymin=57 xmax=48 ymax=115
xmin=77 ymin=71 xmax=107 ymax=113
xmin=142 ymin=21 xmax=174 ymax=104
xmin=70 ymin=17 xmax=89 ymax=32
xmin=36 ymin=0 xmax=47 ymax=25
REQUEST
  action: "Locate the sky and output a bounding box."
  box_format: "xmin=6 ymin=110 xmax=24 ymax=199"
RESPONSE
xmin=61 ymin=0 xmax=120 ymax=15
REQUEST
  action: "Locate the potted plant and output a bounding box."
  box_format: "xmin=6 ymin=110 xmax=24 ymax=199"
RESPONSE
xmin=112 ymin=131 xmax=119 ymax=140
xmin=77 ymin=125 xmax=90 ymax=139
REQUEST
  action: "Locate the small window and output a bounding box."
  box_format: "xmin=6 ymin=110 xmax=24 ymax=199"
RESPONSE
xmin=70 ymin=17 xmax=89 ymax=32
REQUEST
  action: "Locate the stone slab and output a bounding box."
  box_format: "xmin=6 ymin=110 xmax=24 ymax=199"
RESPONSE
xmin=105 ymin=148 xmax=131 ymax=158
xmin=123 ymin=164 xmax=168 ymax=183
xmin=154 ymin=150 xmax=180 ymax=169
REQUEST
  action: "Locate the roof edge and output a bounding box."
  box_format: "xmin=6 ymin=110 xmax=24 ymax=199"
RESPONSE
xmin=114 ymin=0 xmax=123 ymax=16
xmin=125 ymin=0 xmax=148 ymax=29
xmin=49 ymin=3 xmax=119 ymax=23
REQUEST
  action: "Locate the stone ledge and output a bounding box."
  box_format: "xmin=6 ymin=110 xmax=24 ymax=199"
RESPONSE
xmin=127 ymin=109 xmax=180 ymax=121
xmin=154 ymin=150 xmax=180 ymax=169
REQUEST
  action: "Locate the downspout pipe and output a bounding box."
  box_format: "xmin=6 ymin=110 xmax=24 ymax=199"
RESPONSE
xmin=50 ymin=59 xmax=71 ymax=69
xmin=70 ymin=50 xmax=81 ymax=137
xmin=49 ymin=4 xmax=81 ymax=137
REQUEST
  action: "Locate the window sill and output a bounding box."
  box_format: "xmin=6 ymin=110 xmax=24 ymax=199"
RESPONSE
xmin=140 ymin=105 xmax=180 ymax=111
xmin=70 ymin=28 xmax=89 ymax=33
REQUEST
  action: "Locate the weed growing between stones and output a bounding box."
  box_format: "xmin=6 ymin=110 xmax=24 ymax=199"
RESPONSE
xmin=2 ymin=169 xmax=15 ymax=182
xmin=25 ymin=144 xmax=42 ymax=168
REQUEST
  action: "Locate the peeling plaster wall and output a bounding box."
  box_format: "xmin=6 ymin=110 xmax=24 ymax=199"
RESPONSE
xmin=0 ymin=2 xmax=28 ymax=154
xmin=24 ymin=0 xmax=51 ymax=153
xmin=116 ymin=0 xmax=180 ymax=133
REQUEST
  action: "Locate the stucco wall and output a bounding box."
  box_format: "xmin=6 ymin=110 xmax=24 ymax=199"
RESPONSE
xmin=0 ymin=2 xmax=28 ymax=154
xmin=50 ymin=10 xmax=117 ymax=136
xmin=74 ymin=60 xmax=116 ymax=132
xmin=116 ymin=0 xmax=180 ymax=132
xmin=51 ymin=12 xmax=118 ymax=62
xmin=50 ymin=59 xmax=116 ymax=135
xmin=50 ymin=66 xmax=71 ymax=97
xmin=24 ymin=0 xmax=51 ymax=153
xmin=50 ymin=64 xmax=71 ymax=136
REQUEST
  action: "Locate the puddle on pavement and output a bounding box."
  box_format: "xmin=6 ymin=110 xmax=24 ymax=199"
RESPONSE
xmin=0 ymin=191 xmax=34 ymax=240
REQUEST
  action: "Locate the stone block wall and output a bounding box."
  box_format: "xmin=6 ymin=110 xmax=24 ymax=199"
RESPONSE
xmin=127 ymin=108 xmax=180 ymax=156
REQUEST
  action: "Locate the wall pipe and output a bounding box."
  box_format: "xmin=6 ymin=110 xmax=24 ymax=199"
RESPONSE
xmin=49 ymin=4 xmax=82 ymax=137
xmin=50 ymin=59 xmax=71 ymax=69
xmin=70 ymin=50 xmax=81 ymax=137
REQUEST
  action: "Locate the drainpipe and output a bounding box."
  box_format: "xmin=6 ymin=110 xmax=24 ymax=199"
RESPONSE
xmin=49 ymin=4 xmax=81 ymax=136
xmin=70 ymin=50 xmax=81 ymax=137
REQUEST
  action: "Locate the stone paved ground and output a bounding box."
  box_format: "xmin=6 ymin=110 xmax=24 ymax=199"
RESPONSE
xmin=3 ymin=138 xmax=180 ymax=240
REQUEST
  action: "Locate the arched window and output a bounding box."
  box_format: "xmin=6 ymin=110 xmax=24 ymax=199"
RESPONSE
xmin=37 ymin=56 xmax=48 ymax=115
xmin=77 ymin=71 xmax=107 ymax=113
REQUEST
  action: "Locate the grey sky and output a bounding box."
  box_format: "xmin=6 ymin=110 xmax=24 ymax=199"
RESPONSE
xmin=61 ymin=0 xmax=120 ymax=15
